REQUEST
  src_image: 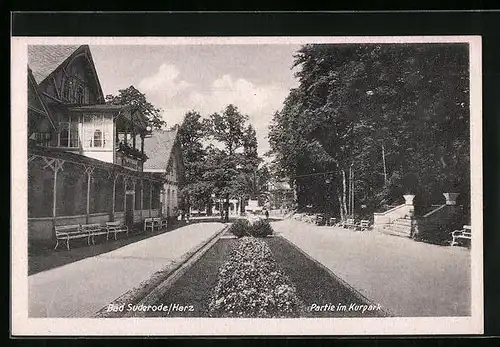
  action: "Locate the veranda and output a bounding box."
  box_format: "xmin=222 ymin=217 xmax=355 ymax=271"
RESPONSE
xmin=28 ymin=145 xmax=163 ymax=246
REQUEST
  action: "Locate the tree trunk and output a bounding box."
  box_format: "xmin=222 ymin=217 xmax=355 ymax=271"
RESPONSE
xmin=225 ymin=192 xmax=230 ymax=222
xmin=337 ymin=187 xmax=344 ymax=222
xmin=342 ymin=169 xmax=348 ymax=220
xmin=382 ymin=143 xmax=388 ymax=185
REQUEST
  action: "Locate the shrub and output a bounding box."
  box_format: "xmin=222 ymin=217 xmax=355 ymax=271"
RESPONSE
xmin=208 ymin=237 xmax=303 ymax=318
xmin=249 ymin=219 xmax=273 ymax=238
xmin=229 ymin=219 xmax=251 ymax=238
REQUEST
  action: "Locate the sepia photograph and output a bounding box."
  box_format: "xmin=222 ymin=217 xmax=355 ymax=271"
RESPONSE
xmin=11 ymin=36 xmax=482 ymax=336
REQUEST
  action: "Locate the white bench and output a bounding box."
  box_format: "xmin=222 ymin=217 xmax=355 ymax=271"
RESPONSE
xmin=144 ymin=217 xmax=158 ymax=232
xmin=356 ymin=220 xmax=371 ymax=231
xmin=327 ymin=217 xmax=337 ymax=226
xmin=343 ymin=218 xmax=356 ymax=229
xmin=105 ymin=221 xmax=129 ymax=240
xmin=81 ymin=223 xmax=107 ymax=245
xmin=156 ymin=217 xmax=168 ymax=230
xmin=451 ymin=225 xmax=471 ymax=247
xmin=54 ymin=224 xmax=91 ymax=250
xmin=144 ymin=217 xmax=167 ymax=232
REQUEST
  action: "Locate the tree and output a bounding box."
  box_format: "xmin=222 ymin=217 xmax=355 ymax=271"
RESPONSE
xmin=106 ymin=85 xmax=166 ymax=129
xmin=178 ymin=111 xmax=212 ymax=212
xmin=204 ymin=105 xmax=249 ymax=221
xmin=269 ymin=43 xmax=470 ymax=219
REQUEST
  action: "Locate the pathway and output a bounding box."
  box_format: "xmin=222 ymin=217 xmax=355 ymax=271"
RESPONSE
xmin=272 ymin=219 xmax=471 ymax=317
xmin=29 ymin=222 xmax=226 ymax=318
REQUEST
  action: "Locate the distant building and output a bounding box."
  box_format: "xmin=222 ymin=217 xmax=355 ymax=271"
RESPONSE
xmin=143 ymin=129 xmax=184 ymax=222
xmin=268 ymin=179 xmax=295 ymax=210
xmin=27 ymin=45 xmax=166 ymax=245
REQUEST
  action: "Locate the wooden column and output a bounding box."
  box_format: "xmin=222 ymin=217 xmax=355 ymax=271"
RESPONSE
xmin=132 ymin=132 xmax=136 ymax=149
xmin=52 ymin=168 xmax=58 ymax=223
xmin=111 ymin=174 xmax=117 ymax=222
xmin=149 ymin=181 xmax=153 ymax=217
xmin=140 ymin=180 xmax=144 ymax=218
xmin=124 ymin=128 xmax=128 ymax=145
xmin=45 ymin=159 xmax=65 ymax=234
xmin=85 ymin=166 xmax=94 ymax=224
xmin=123 ymin=176 xmax=128 ymax=216
xmin=140 ymin=134 xmax=145 ymax=157
xmin=161 ymin=188 xmax=165 ymax=218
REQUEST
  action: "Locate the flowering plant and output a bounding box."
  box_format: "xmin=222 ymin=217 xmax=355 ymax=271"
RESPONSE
xmin=208 ymin=237 xmax=303 ymax=318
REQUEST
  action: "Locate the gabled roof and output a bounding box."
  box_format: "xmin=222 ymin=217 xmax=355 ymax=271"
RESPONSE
xmin=28 ymin=45 xmax=81 ymax=84
xmin=142 ymin=128 xmax=179 ymax=171
xmin=28 ymin=67 xmax=55 ymax=129
xmin=27 ymin=44 xmax=105 ymax=102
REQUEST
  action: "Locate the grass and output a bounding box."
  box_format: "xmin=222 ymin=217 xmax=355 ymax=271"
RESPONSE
xmin=266 ymin=237 xmax=387 ymax=317
xmin=145 ymin=238 xmax=235 ymax=317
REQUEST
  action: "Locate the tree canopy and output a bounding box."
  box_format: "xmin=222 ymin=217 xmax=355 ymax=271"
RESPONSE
xmin=269 ymin=43 xmax=470 ymax=218
xmin=178 ymin=105 xmax=270 ymax=218
xmin=106 ymin=85 xmax=166 ymax=130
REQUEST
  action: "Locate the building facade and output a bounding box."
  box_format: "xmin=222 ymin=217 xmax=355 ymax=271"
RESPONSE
xmin=27 ymin=45 xmax=168 ymax=246
xmin=143 ymin=129 xmax=184 ymax=223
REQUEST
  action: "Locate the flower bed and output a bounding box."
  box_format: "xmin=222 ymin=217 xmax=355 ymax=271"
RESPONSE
xmin=228 ymin=218 xmax=273 ymax=238
xmin=208 ymin=237 xmax=303 ymax=318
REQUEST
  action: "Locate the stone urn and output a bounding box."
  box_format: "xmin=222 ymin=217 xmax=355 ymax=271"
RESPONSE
xmin=443 ymin=193 xmax=460 ymax=205
xmin=403 ymin=194 xmax=415 ymax=205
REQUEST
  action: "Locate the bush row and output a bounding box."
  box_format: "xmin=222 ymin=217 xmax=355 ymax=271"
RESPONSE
xmin=229 ymin=218 xmax=273 ymax=238
xmin=208 ymin=237 xmax=303 ymax=318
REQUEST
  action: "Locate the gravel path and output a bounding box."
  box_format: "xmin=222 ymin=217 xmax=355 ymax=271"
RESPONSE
xmin=272 ymin=219 xmax=471 ymax=317
xmin=29 ymin=222 xmax=226 ymax=318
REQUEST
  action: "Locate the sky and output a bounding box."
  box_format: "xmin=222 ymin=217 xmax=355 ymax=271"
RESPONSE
xmin=90 ymin=44 xmax=301 ymax=156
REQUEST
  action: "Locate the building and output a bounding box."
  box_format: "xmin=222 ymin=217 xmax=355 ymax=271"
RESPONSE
xmin=27 ymin=45 xmax=167 ymax=246
xmin=268 ymin=179 xmax=295 ymax=211
xmin=142 ymin=128 xmax=184 ymax=223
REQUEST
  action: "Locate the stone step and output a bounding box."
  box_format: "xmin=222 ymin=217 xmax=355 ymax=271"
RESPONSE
xmin=384 ymin=223 xmax=411 ymax=232
xmin=392 ymin=219 xmax=412 ymax=227
xmin=379 ymin=227 xmax=411 ymax=238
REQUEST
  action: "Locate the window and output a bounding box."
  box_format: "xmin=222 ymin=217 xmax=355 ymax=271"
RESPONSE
xmin=59 ymin=123 xmax=69 ymax=147
xmin=76 ymin=85 xmax=85 ymax=104
xmin=85 ymin=114 xmax=108 ymax=148
xmin=62 ymin=76 xmax=88 ymax=104
xmin=30 ymin=132 xmax=52 ymax=147
xmin=93 ymin=129 xmax=103 ymax=147
xmin=58 ymin=115 xmax=80 ymax=148
xmin=62 ymin=78 xmax=73 ymax=101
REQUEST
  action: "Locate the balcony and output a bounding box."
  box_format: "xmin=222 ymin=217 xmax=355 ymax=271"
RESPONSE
xmin=116 ymin=142 xmax=148 ymax=171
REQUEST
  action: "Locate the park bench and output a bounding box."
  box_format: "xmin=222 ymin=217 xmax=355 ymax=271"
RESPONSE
xmin=451 ymin=225 xmax=471 ymax=247
xmin=155 ymin=217 xmax=168 ymax=230
xmin=144 ymin=217 xmax=167 ymax=232
xmin=356 ymin=220 xmax=371 ymax=231
xmin=105 ymin=221 xmax=129 ymax=240
xmin=54 ymin=224 xmax=91 ymax=250
xmin=81 ymin=223 xmax=107 ymax=244
xmin=327 ymin=217 xmax=337 ymax=226
xmin=343 ymin=218 xmax=356 ymax=229
xmin=144 ymin=217 xmax=158 ymax=232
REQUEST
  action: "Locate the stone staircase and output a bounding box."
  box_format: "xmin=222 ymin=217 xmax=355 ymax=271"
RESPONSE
xmin=380 ymin=217 xmax=412 ymax=238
